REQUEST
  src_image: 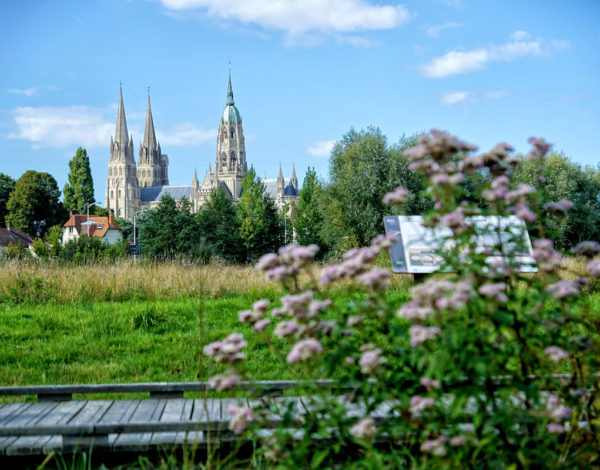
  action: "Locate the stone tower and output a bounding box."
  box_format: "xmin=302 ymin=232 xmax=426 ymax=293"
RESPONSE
xmin=137 ymin=95 xmax=169 ymax=188
xmin=105 ymin=87 xmax=140 ymax=219
xmin=214 ymin=68 xmax=247 ymax=198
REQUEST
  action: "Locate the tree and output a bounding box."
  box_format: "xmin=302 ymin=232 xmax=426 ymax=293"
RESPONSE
xmin=0 ymin=173 xmax=15 ymax=227
xmin=63 ymin=147 xmax=95 ymax=213
xmin=197 ymin=187 xmax=243 ymax=262
xmin=139 ymin=195 xmax=203 ymax=259
xmin=236 ymin=169 xmax=281 ymax=261
xmin=512 ymin=152 xmax=600 ymax=250
xmin=6 ymin=171 xmax=66 ymax=237
xmin=293 ymin=167 xmax=327 ymax=256
xmin=43 ymin=224 xmax=64 ymax=256
xmin=321 ymin=128 xmax=428 ymax=252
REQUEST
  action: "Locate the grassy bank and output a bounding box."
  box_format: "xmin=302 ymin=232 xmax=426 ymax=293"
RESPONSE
xmin=0 ymin=258 xmax=596 ymax=390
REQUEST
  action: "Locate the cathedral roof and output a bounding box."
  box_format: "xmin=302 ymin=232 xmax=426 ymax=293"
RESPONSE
xmin=283 ymin=181 xmax=298 ymax=196
xmin=222 ymin=104 xmax=241 ymax=125
xmin=221 ymin=66 xmax=241 ymax=124
xmin=140 ymin=185 xmax=193 ymax=203
xmin=263 ymin=178 xmax=296 ymax=199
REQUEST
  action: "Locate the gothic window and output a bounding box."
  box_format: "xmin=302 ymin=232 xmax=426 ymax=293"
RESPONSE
xmin=109 ymin=168 xmax=112 ymax=176
xmin=118 ymin=190 xmax=122 ymax=198
xmin=230 ymin=151 xmax=236 ymax=168
xmin=111 ymin=190 xmax=114 ymax=199
xmin=119 ymin=167 xmax=123 ymax=175
xmin=230 ymin=129 xmax=235 ymax=139
xmin=221 ymin=152 xmax=227 ymax=166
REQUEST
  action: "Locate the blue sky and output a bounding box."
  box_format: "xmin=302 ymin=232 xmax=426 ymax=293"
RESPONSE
xmin=1 ymin=0 xmax=598 ymax=206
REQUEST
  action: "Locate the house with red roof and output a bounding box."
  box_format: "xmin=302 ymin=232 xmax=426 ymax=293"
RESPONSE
xmin=62 ymin=211 xmax=123 ymax=245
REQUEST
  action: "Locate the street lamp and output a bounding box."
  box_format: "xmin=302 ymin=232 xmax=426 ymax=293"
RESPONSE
xmin=83 ymin=202 xmax=98 ymax=235
xmin=133 ymin=210 xmax=143 ymax=257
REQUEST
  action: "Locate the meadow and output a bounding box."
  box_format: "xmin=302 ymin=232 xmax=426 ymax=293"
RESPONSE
xmin=0 ymin=259 xmax=415 ymax=389
xmin=0 ymin=258 xmax=597 ymax=391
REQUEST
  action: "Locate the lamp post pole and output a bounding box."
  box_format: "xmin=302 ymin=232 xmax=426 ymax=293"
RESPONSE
xmin=85 ymin=202 xmax=97 ymax=235
xmin=133 ymin=210 xmax=142 ymax=257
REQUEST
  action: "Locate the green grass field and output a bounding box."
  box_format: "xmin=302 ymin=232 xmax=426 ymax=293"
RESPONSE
xmin=0 ymin=259 xmax=597 ymax=392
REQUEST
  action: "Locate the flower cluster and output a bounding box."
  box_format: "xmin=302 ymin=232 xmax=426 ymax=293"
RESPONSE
xmin=256 ymin=243 xmax=319 ymax=281
xmin=359 ymin=346 xmax=387 ymax=375
xmin=320 ymin=234 xmax=396 ymax=286
xmin=409 ymin=395 xmax=435 ymax=415
xmin=349 ymin=417 xmax=376 ymax=440
xmin=239 ymin=299 xmax=271 ymax=332
xmin=532 ymin=239 xmax=562 ymax=273
xmin=203 ymin=333 xmax=246 ymax=363
xmin=227 ymin=404 xmax=256 ymax=435
xmin=286 ymin=338 xmax=323 ymax=363
xmin=208 ymin=373 xmax=240 ymax=391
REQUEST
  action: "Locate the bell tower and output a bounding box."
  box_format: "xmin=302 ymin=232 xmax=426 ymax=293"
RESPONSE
xmin=105 ymin=86 xmax=140 ymax=219
xmin=214 ymin=66 xmax=247 ymax=198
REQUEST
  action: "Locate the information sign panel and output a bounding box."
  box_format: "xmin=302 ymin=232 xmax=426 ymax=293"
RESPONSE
xmin=383 ymin=215 xmax=537 ymax=274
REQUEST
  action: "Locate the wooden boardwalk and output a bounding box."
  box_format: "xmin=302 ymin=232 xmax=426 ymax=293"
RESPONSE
xmin=0 ymin=381 xmax=337 ymax=457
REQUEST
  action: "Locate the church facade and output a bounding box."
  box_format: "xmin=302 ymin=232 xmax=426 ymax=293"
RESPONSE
xmin=104 ymin=73 xmax=298 ymax=219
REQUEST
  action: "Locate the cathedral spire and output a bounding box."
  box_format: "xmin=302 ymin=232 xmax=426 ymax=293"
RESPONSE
xmin=192 ymin=168 xmax=199 ymax=191
xmin=115 ymin=85 xmax=129 ymax=144
xmin=226 ymin=63 xmax=234 ymax=106
xmin=291 ymin=162 xmax=298 ymax=190
xmin=142 ymin=94 xmax=158 ymax=150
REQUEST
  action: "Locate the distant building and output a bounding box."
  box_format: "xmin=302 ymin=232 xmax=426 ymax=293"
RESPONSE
xmin=104 ymin=69 xmax=299 ymax=219
xmin=62 ymin=211 xmax=123 ymax=245
xmin=0 ymin=228 xmax=33 ymax=250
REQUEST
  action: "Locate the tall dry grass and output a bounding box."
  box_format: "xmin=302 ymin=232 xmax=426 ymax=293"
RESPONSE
xmin=0 ymin=258 xmax=415 ymax=304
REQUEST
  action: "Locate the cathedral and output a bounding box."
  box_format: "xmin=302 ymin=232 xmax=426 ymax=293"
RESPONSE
xmin=104 ymin=72 xmax=299 ymax=219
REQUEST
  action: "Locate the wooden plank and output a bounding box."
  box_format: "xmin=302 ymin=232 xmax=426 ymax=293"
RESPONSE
xmin=0 ymin=402 xmax=30 ymax=425
xmin=7 ymin=400 xmax=86 ymax=456
xmin=0 ymin=402 xmax=58 ymax=455
xmin=112 ymin=399 xmax=166 ymax=451
xmin=175 ymin=398 xmax=199 ymax=445
xmin=150 ymin=398 xmax=186 ymax=445
xmin=44 ymin=400 xmax=113 ymax=454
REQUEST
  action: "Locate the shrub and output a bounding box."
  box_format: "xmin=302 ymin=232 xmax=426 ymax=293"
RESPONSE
xmin=2 ymin=241 xmax=29 ymax=260
xmin=205 ymin=131 xmax=600 ymax=468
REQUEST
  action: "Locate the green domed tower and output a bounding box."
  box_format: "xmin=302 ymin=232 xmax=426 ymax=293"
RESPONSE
xmin=214 ymin=67 xmax=247 ymax=198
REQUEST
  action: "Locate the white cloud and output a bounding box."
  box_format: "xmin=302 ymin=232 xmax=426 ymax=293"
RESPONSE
xmin=7 ymin=87 xmax=40 ymax=97
xmin=159 ymin=0 xmax=411 ymax=39
xmin=484 ymin=90 xmax=509 ymax=99
xmin=419 ymin=35 xmax=568 ymax=78
xmin=307 ymin=140 xmax=336 ymax=158
xmin=157 ymin=122 xmax=216 ymax=146
xmin=7 ymin=105 xmax=214 ymax=149
xmin=7 ymin=106 xmax=114 ymax=149
xmin=440 ymin=90 xmax=470 ymax=105
xmin=510 ymin=30 xmax=530 ymax=41
xmin=426 ymin=22 xmax=462 ymax=38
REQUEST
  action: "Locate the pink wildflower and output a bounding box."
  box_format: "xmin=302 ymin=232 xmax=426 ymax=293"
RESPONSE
xmin=546 ymin=280 xmax=580 ymax=299
xmin=544 ymin=346 xmax=569 ymax=362
xmin=253 ymin=319 xmax=270 ymax=332
xmin=410 ymin=325 xmax=441 ymax=347
xmin=420 ymin=377 xmax=441 ymax=391
xmin=253 ymin=299 xmax=269 ymax=312
xmin=319 ymin=265 xmax=342 ymax=285
xmin=227 ymin=404 xmax=256 ymax=435
xmin=449 ymin=435 xmax=468 ymax=447
xmin=256 ymin=253 xmax=279 ymax=271
xmin=286 ymin=338 xmax=323 ymax=363
xmin=209 ymin=373 xmax=240 ymax=391
xmin=398 ymin=301 xmax=434 ymax=321
xmin=344 ymin=356 xmax=356 ymax=365
xmin=349 ymin=417 xmax=375 ymax=440
xmin=383 ymin=186 xmax=408 ymax=205
xmin=359 ymin=348 xmax=387 ymax=375
xmin=510 ymin=203 xmax=536 ymax=223
xmin=544 ymin=199 xmax=574 ymax=213
xmin=203 ymin=333 xmax=247 ymax=363
xmin=533 ymin=239 xmax=562 ymax=272
xmin=587 ymin=259 xmax=600 ymax=276
xmin=571 ymin=241 xmax=600 ymax=257
xmin=357 ymin=267 xmax=391 ymax=290
xmin=421 ymin=436 xmax=448 ymax=456
xmin=409 ymin=395 xmax=435 ymax=415
xmin=478 ymin=283 xmax=508 ymax=302
xmin=273 ymin=319 xmax=299 ymax=338
xmin=527 ymin=137 xmax=551 ymax=159
xmin=547 ymin=423 xmax=565 ymax=434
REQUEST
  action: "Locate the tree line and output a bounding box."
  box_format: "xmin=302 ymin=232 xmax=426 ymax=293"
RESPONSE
xmin=1 ymin=129 xmax=599 ymax=262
